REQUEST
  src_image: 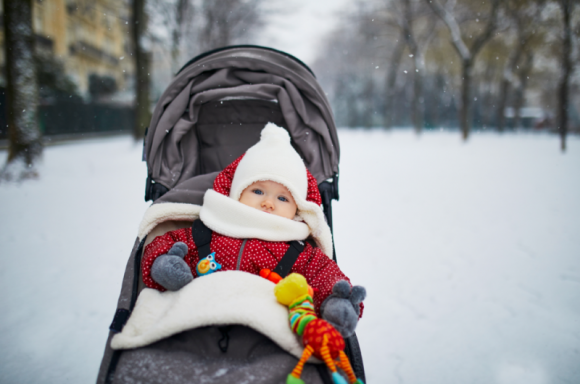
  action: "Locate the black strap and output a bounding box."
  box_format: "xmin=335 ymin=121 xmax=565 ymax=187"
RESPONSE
xmin=273 ymin=240 xmax=305 ymax=278
xmin=344 ymin=333 xmax=366 ymax=382
xmin=192 ymin=219 xmax=212 ymax=258
xmin=109 ymin=309 xmax=131 ymax=333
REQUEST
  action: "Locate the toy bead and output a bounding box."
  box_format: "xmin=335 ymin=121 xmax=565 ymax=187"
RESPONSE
xmin=195 ymin=252 xmax=222 ymax=276
xmin=259 ymin=268 xmax=282 ymax=284
xmin=331 ymin=372 xmax=348 ymax=384
xmin=286 ymin=374 xmax=306 ymax=384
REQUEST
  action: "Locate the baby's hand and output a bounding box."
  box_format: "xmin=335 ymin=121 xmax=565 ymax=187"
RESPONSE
xmin=151 ymin=242 xmax=193 ymax=291
xmin=320 ymin=281 xmax=366 ymax=338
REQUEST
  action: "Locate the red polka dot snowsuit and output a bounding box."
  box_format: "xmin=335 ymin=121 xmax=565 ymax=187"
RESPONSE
xmin=142 ymin=155 xmax=363 ymax=316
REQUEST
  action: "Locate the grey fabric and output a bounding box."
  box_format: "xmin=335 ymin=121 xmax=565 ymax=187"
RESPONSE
xmin=196 ymin=99 xmax=287 ymax=175
xmin=156 ymin=172 xmax=219 ymax=206
xmin=145 ymin=47 xmax=339 ymax=191
xmin=151 ymin=243 xmax=193 ymax=291
xmin=111 ymin=325 xmax=326 ymax=384
xmin=97 ymin=237 xmax=142 ymax=384
xmin=320 ymin=281 xmax=367 ymax=339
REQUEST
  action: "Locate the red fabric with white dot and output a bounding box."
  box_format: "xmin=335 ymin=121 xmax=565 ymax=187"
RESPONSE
xmin=142 ymin=153 xmax=363 ymax=317
xmin=142 ymin=227 xmax=362 ymax=316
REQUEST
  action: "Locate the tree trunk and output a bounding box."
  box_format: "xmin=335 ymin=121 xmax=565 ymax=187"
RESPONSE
xmin=132 ymin=0 xmax=151 ymax=139
xmin=363 ymin=78 xmax=374 ymax=128
xmin=430 ymin=73 xmax=445 ymax=127
xmin=384 ymin=35 xmax=406 ymax=129
xmin=480 ymin=63 xmax=497 ymax=129
xmin=513 ymin=52 xmax=534 ymax=129
xmin=1 ymin=0 xmax=42 ymax=181
xmin=401 ymin=0 xmax=424 ymax=135
xmin=411 ymin=60 xmax=424 ymax=134
xmin=459 ymin=60 xmax=473 ymax=140
xmin=496 ymin=75 xmax=510 ymax=132
xmin=171 ymin=0 xmax=190 ymax=74
xmin=558 ymin=0 xmax=571 ymax=152
xmin=497 ymin=46 xmax=524 ymax=132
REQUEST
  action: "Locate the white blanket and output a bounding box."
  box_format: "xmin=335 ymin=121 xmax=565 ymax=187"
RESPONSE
xmin=111 ymin=271 xmax=307 ymax=359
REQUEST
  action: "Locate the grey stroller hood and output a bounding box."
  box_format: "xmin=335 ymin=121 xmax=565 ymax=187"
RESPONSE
xmin=144 ymin=46 xmax=340 ymax=203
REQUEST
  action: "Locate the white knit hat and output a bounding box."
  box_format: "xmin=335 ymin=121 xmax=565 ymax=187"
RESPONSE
xmin=230 ymin=123 xmax=333 ymax=256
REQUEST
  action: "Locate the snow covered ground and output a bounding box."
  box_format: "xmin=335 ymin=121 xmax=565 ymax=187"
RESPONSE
xmin=0 ymin=130 xmax=579 ymax=384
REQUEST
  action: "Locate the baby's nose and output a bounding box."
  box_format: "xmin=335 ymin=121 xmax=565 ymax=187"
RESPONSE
xmin=261 ymin=199 xmax=274 ymax=209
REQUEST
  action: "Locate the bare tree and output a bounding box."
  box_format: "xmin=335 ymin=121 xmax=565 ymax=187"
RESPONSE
xmin=557 ymin=0 xmax=574 ymax=151
xmin=398 ymin=0 xmax=437 ymax=134
xmin=496 ymin=0 xmax=545 ymax=131
xmin=132 ymin=0 xmax=151 ymax=139
xmin=149 ymin=0 xmax=193 ymax=74
xmin=1 ymin=0 xmax=42 ymax=181
xmin=171 ymin=0 xmax=192 ymax=74
xmin=384 ymin=33 xmax=407 ymax=129
xmin=199 ymin=0 xmax=264 ymax=52
xmin=425 ymin=0 xmax=501 ymax=140
xmin=512 ymin=51 xmax=534 ymax=129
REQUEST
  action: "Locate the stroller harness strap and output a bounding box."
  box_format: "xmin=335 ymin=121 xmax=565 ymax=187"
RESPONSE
xmin=190 ymin=219 xmax=305 ymax=278
xmin=192 ymin=219 xmax=212 ymax=258
xmin=273 ymin=240 xmax=305 ymax=278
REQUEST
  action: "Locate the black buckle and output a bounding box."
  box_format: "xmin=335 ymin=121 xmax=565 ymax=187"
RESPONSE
xmin=145 ymin=175 xmax=169 ymax=202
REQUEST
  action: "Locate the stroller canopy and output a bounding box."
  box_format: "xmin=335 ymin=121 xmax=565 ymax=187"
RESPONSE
xmin=144 ymin=46 xmax=340 ymax=203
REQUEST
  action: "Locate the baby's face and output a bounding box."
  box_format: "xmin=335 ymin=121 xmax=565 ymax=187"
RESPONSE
xmin=239 ymin=180 xmax=297 ymax=220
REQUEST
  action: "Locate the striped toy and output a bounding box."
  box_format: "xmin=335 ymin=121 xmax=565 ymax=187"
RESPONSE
xmin=270 ymin=272 xmax=364 ymax=384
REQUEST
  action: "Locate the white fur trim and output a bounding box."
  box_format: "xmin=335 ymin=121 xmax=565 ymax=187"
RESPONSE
xmin=200 ymin=189 xmax=310 ymax=241
xmin=138 ymin=203 xmax=201 ymax=240
xmin=110 ymin=271 xmax=311 ymax=361
xmin=295 ymin=201 xmax=334 ymax=257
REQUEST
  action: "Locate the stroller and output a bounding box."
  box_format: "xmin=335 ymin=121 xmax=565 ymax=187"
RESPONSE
xmin=97 ymin=46 xmax=365 ymax=384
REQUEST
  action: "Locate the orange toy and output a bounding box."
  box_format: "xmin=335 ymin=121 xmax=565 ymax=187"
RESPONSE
xmin=269 ymin=272 xmax=364 ymax=384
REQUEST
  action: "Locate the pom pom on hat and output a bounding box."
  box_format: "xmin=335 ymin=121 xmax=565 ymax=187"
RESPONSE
xmin=229 ymin=123 xmax=308 ymax=202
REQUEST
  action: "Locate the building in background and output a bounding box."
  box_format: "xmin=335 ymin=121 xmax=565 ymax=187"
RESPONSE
xmin=0 ymin=0 xmax=133 ymax=99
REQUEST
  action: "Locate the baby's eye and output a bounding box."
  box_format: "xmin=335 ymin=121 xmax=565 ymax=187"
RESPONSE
xmin=278 ymin=196 xmax=288 ymax=202
xmin=253 ymin=189 xmax=264 ymax=195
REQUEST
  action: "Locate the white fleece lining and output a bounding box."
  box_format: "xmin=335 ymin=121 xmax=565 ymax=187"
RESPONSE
xmin=138 ymin=203 xmax=201 ymax=240
xmin=136 ymin=194 xmax=333 ymax=258
xmin=111 ymin=271 xmax=311 ymax=360
xmin=200 ymin=189 xmax=311 ymax=242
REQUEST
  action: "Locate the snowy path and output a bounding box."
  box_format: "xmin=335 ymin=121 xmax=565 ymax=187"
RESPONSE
xmin=1 ymin=130 xmax=579 ymax=383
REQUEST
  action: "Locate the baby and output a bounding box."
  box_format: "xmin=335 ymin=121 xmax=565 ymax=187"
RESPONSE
xmin=142 ymin=124 xmax=365 ymax=338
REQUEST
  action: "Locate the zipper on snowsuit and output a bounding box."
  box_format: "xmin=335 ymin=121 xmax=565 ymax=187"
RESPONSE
xmin=236 ymin=239 xmax=247 ymax=270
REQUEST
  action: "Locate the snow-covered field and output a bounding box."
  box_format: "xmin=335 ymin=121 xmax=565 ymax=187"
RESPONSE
xmin=0 ymin=130 xmax=579 ymax=384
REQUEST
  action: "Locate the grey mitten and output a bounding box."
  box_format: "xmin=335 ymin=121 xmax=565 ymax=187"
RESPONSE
xmin=151 ymin=242 xmax=193 ymax=291
xmin=320 ymin=280 xmax=366 ymax=338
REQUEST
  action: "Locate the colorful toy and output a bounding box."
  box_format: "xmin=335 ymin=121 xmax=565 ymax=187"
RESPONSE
xmin=273 ymin=273 xmax=364 ymax=384
xmin=195 ymin=252 xmax=221 ymax=276
xmin=259 ymin=268 xmax=283 ymax=284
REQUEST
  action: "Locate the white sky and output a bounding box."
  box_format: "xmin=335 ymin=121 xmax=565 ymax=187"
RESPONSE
xmin=256 ymin=0 xmax=354 ymax=66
